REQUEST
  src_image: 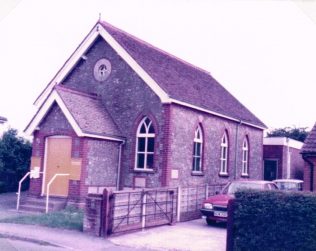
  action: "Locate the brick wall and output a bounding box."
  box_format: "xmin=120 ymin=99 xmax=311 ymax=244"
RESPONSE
xmin=303 ymin=157 xmax=316 ymax=191
xmin=29 ymin=105 xmax=87 ymax=201
xmin=263 ymin=145 xmax=284 ymax=179
xmin=168 ymin=104 xmax=263 ymax=187
xmin=289 ymin=147 xmax=304 ymax=179
xmin=62 ymin=36 xmax=166 ymax=188
xmin=264 ymin=145 xmax=304 ymax=179
xmin=85 ymin=139 xmax=120 ymax=187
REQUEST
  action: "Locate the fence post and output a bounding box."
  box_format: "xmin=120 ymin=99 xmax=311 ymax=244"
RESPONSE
xmin=102 ymin=188 xmax=113 ymax=237
xmin=141 ymin=190 xmax=147 ymax=230
xmin=177 ymin=186 xmax=181 ymax=222
xmin=226 ymin=198 xmax=236 ymax=251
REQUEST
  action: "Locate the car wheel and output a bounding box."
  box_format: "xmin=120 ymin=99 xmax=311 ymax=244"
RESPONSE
xmin=206 ymin=218 xmax=215 ymax=225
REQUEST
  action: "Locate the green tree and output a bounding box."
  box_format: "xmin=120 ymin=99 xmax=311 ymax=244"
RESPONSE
xmin=0 ymin=129 xmax=32 ymax=193
xmin=267 ymin=126 xmax=309 ymax=143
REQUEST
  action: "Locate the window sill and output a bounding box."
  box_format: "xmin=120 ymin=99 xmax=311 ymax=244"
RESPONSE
xmin=133 ymin=169 xmax=155 ymax=174
xmin=219 ymin=173 xmax=229 ymax=177
xmin=241 ymin=174 xmax=249 ymax=178
xmin=191 ymin=171 xmax=204 ymax=176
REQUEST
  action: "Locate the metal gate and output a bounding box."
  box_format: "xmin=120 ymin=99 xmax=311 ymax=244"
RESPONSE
xmin=105 ymin=188 xmax=177 ymax=235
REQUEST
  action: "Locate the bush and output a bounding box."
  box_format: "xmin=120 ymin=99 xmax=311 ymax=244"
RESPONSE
xmin=0 ymin=181 xmax=6 ymax=193
xmin=0 ymin=129 xmax=32 ymax=193
xmin=232 ymin=190 xmax=316 ymax=251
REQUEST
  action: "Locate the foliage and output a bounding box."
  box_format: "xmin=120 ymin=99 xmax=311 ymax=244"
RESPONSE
xmin=232 ymin=190 xmax=316 ymax=251
xmin=0 ymin=206 xmax=84 ymax=231
xmin=266 ymin=126 xmax=309 ymax=142
xmin=0 ymin=129 xmax=32 ymax=193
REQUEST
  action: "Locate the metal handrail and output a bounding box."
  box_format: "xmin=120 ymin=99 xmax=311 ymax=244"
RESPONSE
xmin=46 ymin=173 xmax=69 ymax=213
xmin=16 ymin=172 xmax=30 ymax=210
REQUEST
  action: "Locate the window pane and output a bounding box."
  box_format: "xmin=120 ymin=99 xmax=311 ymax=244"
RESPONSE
xmin=196 ymin=157 xmax=201 ymax=171
xmin=193 ymin=142 xmax=197 ymax=156
xmin=145 ymin=118 xmax=151 ymax=126
xmin=192 ymin=156 xmax=196 ymax=171
xmin=222 ymin=146 xmax=227 ymax=159
xmin=147 ymin=154 xmax=154 ymax=169
xmin=148 ymin=124 xmax=155 ymax=134
xmin=137 ymin=153 xmax=145 ymax=169
xmin=147 ymin=138 xmax=155 ymax=152
xmin=196 ymin=143 xmax=201 ymax=156
xmin=140 ymin=124 xmax=146 ymax=133
xmin=138 ymin=137 xmax=146 ymax=151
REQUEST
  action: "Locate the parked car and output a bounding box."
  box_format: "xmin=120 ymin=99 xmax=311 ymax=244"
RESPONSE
xmin=272 ymin=179 xmax=303 ymax=191
xmin=200 ymin=180 xmax=278 ymax=225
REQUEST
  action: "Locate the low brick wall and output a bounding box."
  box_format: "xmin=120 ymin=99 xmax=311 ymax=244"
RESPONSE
xmin=83 ymin=194 xmax=103 ymax=236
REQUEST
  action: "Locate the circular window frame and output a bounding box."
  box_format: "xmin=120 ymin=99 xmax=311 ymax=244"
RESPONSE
xmin=93 ymin=58 xmax=111 ymax=82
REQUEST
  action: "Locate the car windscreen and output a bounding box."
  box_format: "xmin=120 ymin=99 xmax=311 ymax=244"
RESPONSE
xmin=275 ymin=182 xmax=301 ymax=191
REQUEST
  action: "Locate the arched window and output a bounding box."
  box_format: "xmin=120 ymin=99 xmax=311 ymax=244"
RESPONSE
xmin=242 ymin=137 xmax=249 ymax=176
xmin=220 ymin=131 xmax=229 ymax=175
xmin=135 ymin=117 xmax=155 ymax=170
xmin=192 ymin=125 xmax=203 ymax=172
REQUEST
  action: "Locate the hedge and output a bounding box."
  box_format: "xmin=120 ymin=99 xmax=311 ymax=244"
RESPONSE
xmin=232 ymin=190 xmax=316 ymax=251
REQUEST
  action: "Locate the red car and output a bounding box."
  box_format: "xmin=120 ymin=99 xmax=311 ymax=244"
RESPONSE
xmin=200 ymin=180 xmax=278 ymax=225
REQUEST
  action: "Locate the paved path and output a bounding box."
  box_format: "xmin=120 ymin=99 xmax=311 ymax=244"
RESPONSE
xmin=0 ymin=223 xmax=150 ymax=250
xmin=110 ymin=219 xmax=227 ymax=251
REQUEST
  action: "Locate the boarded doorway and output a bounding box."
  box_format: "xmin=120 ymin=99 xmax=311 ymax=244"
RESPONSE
xmin=42 ymin=136 xmax=72 ymax=197
xmin=264 ymin=160 xmax=278 ymax=181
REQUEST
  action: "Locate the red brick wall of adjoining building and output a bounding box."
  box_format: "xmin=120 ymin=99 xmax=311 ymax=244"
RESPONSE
xmin=263 ymin=144 xmax=304 ymax=180
xmin=263 ymin=145 xmax=284 ymax=179
xmin=290 ymin=148 xmax=304 ymax=179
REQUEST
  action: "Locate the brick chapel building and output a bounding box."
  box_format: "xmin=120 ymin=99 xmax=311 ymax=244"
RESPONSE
xmin=25 ymin=21 xmax=266 ymax=204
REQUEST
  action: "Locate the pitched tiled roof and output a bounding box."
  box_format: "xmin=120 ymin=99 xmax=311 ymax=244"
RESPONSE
xmin=55 ymin=86 xmax=122 ymax=138
xmin=301 ymin=122 xmax=316 ymax=154
xmin=101 ymin=21 xmax=266 ymax=128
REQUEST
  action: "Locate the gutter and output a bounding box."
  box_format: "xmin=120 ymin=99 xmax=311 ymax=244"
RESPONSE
xmin=116 ymin=140 xmax=125 ymax=190
xmin=302 ymin=155 xmax=314 ymax=191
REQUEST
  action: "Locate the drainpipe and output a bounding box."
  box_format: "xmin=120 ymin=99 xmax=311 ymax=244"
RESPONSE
xmin=302 ymin=155 xmax=314 ymax=191
xmin=116 ymin=140 xmax=125 ymax=191
xmin=234 ymin=120 xmax=242 ymax=180
xmin=286 ymin=138 xmax=291 ymax=179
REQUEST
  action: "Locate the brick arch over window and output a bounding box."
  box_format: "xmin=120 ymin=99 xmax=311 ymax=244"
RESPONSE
xmin=134 ymin=117 xmax=155 ymax=170
xmin=192 ymin=124 xmax=203 ymax=172
xmin=220 ymin=130 xmax=229 ymax=176
xmin=242 ymin=135 xmax=250 ymax=176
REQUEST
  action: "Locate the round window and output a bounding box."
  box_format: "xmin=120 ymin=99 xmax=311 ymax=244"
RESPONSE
xmin=93 ymin=58 xmax=111 ymax=82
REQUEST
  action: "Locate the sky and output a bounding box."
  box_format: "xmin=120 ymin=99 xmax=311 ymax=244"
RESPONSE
xmin=1 ymin=0 xmax=316 ymax=135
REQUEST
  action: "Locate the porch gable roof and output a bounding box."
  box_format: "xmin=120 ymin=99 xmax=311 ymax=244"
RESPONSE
xmin=25 ymin=87 xmax=124 ymax=142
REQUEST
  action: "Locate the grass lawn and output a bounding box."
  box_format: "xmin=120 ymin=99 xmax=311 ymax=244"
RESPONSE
xmin=0 ymin=206 xmax=84 ymax=231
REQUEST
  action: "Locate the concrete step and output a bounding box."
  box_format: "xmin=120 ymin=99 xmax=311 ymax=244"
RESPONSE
xmin=18 ymin=196 xmax=67 ymax=213
xmin=19 ymin=204 xmax=47 ymax=213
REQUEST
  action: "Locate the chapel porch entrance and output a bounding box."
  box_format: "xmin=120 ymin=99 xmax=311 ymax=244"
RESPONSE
xmin=42 ymin=136 xmax=72 ymax=197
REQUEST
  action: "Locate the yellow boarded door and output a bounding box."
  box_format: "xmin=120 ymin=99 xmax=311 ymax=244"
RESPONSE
xmin=43 ymin=137 xmax=72 ymax=197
